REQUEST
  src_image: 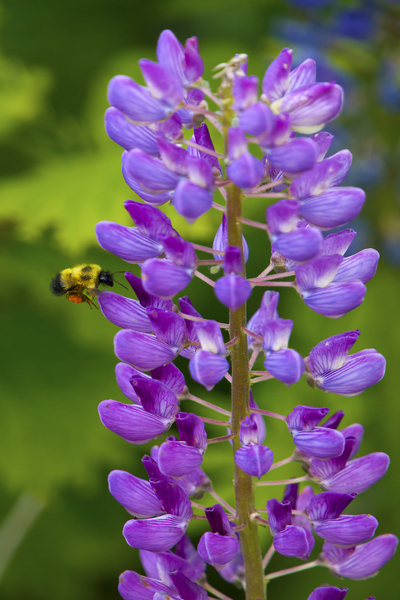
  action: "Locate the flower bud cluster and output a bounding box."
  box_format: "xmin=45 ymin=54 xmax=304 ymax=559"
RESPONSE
xmin=93 ymin=29 xmax=397 ymax=600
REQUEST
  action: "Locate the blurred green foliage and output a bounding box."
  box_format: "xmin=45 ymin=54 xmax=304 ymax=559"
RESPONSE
xmin=0 ymin=1 xmax=399 ymax=599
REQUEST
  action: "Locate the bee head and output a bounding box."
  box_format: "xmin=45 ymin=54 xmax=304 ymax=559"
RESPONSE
xmin=99 ymin=271 xmax=114 ymax=287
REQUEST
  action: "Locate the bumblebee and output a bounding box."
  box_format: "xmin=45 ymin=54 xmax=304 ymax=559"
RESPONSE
xmin=50 ymin=264 xmax=115 ymax=308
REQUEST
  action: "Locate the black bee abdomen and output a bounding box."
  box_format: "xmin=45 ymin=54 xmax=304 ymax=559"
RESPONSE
xmin=50 ymin=273 xmax=66 ymax=296
xmin=99 ymin=271 xmax=114 ymax=287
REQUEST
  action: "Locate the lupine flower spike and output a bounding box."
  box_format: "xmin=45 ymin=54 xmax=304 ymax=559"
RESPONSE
xmin=90 ymin=29 xmax=397 ymax=600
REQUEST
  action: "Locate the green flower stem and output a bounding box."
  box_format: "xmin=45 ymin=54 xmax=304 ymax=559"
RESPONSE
xmin=220 ymin=74 xmax=265 ymax=600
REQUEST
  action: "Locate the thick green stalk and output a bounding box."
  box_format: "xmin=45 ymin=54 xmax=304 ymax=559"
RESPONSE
xmin=219 ymin=73 xmax=266 ymax=600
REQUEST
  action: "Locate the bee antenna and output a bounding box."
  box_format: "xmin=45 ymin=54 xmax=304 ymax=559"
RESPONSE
xmin=109 ymin=271 xmax=129 ymax=290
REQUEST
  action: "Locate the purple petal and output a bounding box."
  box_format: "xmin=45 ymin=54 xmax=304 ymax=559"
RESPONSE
xmin=95 ymin=221 xmax=162 ymax=263
xmin=280 ymin=83 xmax=344 ymax=133
xmin=114 ymin=329 xmax=177 ymax=371
xmin=262 ymin=318 xmax=293 ymax=351
xmin=105 ymin=107 xmax=159 ymax=154
xmin=309 ymin=331 xmax=360 ymax=376
xmin=122 ymin=154 xmax=174 ymax=206
xmin=310 ymin=131 xmax=334 ymax=161
xmin=239 ymin=416 xmax=259 ymax=445
xmin=176 ymin=412 xmax=207 ymax=449
xmin=249 ymin=392 xmax=266 ymax=444
xmin=156 ymin=30 xmax=185 ymax=82
xmin=215 ymin=273 xmax=252 ymax=311
xmin=142 ymin=259 xmax=194 ymax=299
xmin=323 ymin=411 xmax=345 ymax=430
xmin=292 ymin=427 xmax=345 ymax=459
xmin=300 ymin=187 xmax=365 ymax=229
xmin=151 ymin=479 xmax=192 ymax=520
xmin=123 ymin=514 xmax=188 ymax=552
xmin=272 ymin=226 xmax=323 ymax=262
xmin=158 ymin=136 xmax=188 ymax=175
xmin=108 ymin=470 xmax=163 ymax=517
xmin=239 ymin=101 xmax=277 ymax=138
xmin=247 ymin=291 xmax=279 ymax=345
xmin=233 ymin=75 xmax=259 ymax=111
xmin=186 ymin=155 xmax=214 ymax=189
xmin=288 ymin=59 xmax=316 ymax=92
xmin=161 ymin=235 xmax=197 ymax=268
xmin=287 ymin=405 xmax=329 ymax=431
xmin=173 ymin=180 xmax=213 ymax=222
xmin=273 ymin=525 xmax=315 ymax=560
xmin=308 ymin=491 xmax=356 ymax=521
xmin=296 ymin=254 xmax=343 ymax=290
xmin=139 ymin=59 xmax=183 ymax=107
xmin=310 ymin=437 xmax=356 ymax=482
xmin=290 ymin=150 xmax=352 ymax=199
xmin=108 ymin=75 xmax=172 ymax=125
xmin=213 ymin=213 xmax=249 ymax=263
xmin=169 ymin=572 xmax=207 ymax=600
xmin=115 ymin=362 xmax=145 ymax=402
xmin=198 ymin=532 xmax=239 ymax=568
xmin=333 ymin=249 xmax=379 ymax=285
xmin=158 ymin=441 xmax=204 ymax=477
xmin=98 ymin=291 xmax=152 ymax=331
xmin=234 ymin=444 xmax=274 ymax=478
xmin=150 ymin=363 xmax=186 ymax=396
xmin=307 ymin=587 xmax=348 ymax=600
xmin=118 ymin=571 xmax=172 ymax=600
xmin=223 ymin=246 xmax=243 ymax=274
xmin=130 ymin=376 xmax=178 ymax=420
xmin=317 ymin=351 xmax=386 ymax=396
xmin=262 ymin=48 xmax=293 ymax=102
xmin=267 ymin=499 xmax=292 ymax=534
xmin=218 ymin=551 xmax=245 ymax=586
xmin=323 ymin=534 xmax=398 ymax=580
xmin=184 ymin=37 xmax=204 ymax=84
xmin=125 ymin=272 xmax=173 ymax=310
xmin=124 ymin=200 xmax=174 ymax=240
xmin=175 ymin=534 xmax=207 ymax=580
xmin=267 ymin=138 xmax=318 ymax=175
xmin=194 ymin=320 xmax=226 ymax=354
xmin=320 ymin=453 xmax=390 ymax=494
xmin=124 ymin=148 xmax=181 ymax=192
xmin=193 ymin=123 xmax=221 ymax=175
xmin=98 ymin=400 xmax=172 ymax=444
xmin=340 ymin=423 xmax=364 ymax=457
xmin=227 ymin=152 xmax=264 ymax=190
xmin=267 ymin=199 xmax=299 ymax=234
xmin=146 ymin=307 xmax=187 ymax=349
xmin=189 ymin=350 xmax=229 ymax=391
xmin=313 ymin=514 xmax=378 ymax=546
xmin=264 ymin=348 xmax=305 ymax=385
xmin=301 ymin=281 xmax=367 ymax=318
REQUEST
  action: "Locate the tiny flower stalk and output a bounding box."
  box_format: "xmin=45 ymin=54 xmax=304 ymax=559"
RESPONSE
xmin=219 ymin=70 xmax=266 ymax=600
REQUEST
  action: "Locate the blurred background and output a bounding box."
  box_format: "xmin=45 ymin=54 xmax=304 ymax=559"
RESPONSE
xmin=0 ymin=0 xmax=399 ymax=598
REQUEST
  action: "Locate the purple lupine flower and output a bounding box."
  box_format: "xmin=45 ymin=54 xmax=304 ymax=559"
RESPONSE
xmin=158 ymin=412 xmax=207 ymax=478
xmin=306 ymin=331 xmax=386 ymax=396
xmin=123 ymin=479 xmax=192 ymax=551
xmin=173 ymin=155 xmax=215 ymax=222
xmin=142 ymin=236 xmax=197 ymax=298
xmin=310 ymin=437 xmax=390 ymax=495
xmin=233 ymin=73 xmax=258 ymax=112
xmin=289 ymin=149 xmax=366 ymax=230
xmin=189 ymin=321 xmax=229 ymax=390
xmin=267 ymin=199 xmax=323 ymax=262
xmin=213 ymin=213 xmax=249 ymax=264
xmin=189 ymin=123 xmax=222 ymax=176
xmin=321 ymin=535 xmax=399 ymax=579
xmin=247 ymin=291 xmax=279 ymax=348
xmin=98 ymin=291 xmax=152 ymax=332
xmin=234 ymin=415 xmax=274 ymax=478
xmin=226 ymin=127 xmax=264 ymax=189
xmin=114 ymin=358 xmax=184 ymax=404
xmin=98 ymin=377 xmax=179 ymax=443
xmin=108 ymin=470 xmax=163 ymax=517
xmin=122 ymin=151 xmax=174 ymax=206
xmin=307 ymin=491 xmax=378 ymax=547
xmin=286 ymin=406 xmax=345 ymax=459
xmin=219 ymin=548 xmax=245 ymax=587
xmin=114 ymin=329 xmax=179 ymax=371
xmin=307 ymin=587 xmax=348 ymax=600
xmin=95 ymin=200 xmax=174 ymax=263
xmin=214 ymin=246 xmax=252 ymax=311
xmin=295 ymin=255 xmax=367 ymax=318
xmin=118 ymin=570 xmax=173 ymax=600
xmin=104 ymin=107 xmax=160 ymax=154
xmin=156 ymin=30 xmax=204 ymax=87
xmin=262 ymin=48 xmax=344 ymax=134
xmin=197 ymin=504 xmax=240 ymax=569
xmin=267 ymin=498 xmax=315 ymax=560
xmin=169 ymin=572 xmax=208 ymax=600
xmin=262 ymin=318 xmax=305 ymax=385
